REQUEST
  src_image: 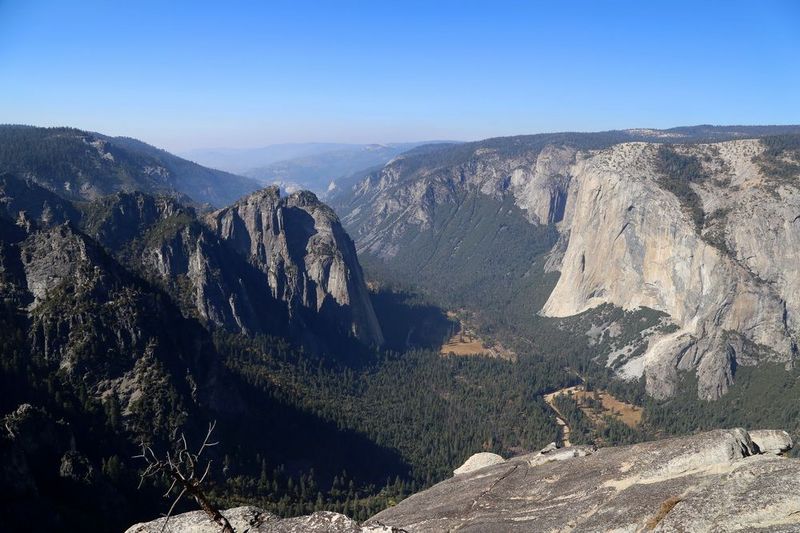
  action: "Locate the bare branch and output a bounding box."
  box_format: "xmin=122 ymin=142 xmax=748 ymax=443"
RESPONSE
xmin=163 ymin=478 xmax=178 ymax=498
xmin=160 ymin=486 xmax=187 ymax=533
xmin=198 ymin=461 xmax=212 ymax=484
xmin=197 ymin=421 xmax=218 ymax=456
xmin=134 ymin=420 xmax=232 ymax=533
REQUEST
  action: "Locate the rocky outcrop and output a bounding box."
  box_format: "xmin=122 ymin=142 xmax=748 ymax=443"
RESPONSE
xmin=20 ymin=223 xmax=109 ymax=308
xmin=750 ymin=429 xmax=794 ymax=455
xmin=84 ymin=191 xmax=280 ymax=338
xmin=126 ymin=506 xmax=396 ymax=533
xmin=368 ymin=429 xmax=799 ymax=532
xmin=207 ymin=187 xmax=383 ymax=346
xmin=77 ymin=186 xmax=383 ymax=347
xmin=452 ymin=452 xmax=505 ymax=475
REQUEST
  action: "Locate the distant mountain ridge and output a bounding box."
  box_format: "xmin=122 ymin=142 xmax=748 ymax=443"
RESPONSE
xmin=182 ymin=141 xmax=456 ymax=195
xmin=180 ymin=143 xmax=361 ymax=174
xmin=0 ymin=125 xmax=261 ymax=207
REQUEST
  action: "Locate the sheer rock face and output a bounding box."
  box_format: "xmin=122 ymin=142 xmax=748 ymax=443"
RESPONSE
xmin=86 ymin=191 xmax=276 ymax=337
xmin=20 ymin=223 xmax=104 ymax=308
xmin=82 ymin=187 xmax=382 ymax=347
xmin=541 ymin=141 xmax=798 ymax=399
xmin=206 ymin=187 xmax=383 ymax=346
xmin=368 ymin=429 xmax=800 ymax=532
xmin=338 ymin=137 xmax=800 ymax=399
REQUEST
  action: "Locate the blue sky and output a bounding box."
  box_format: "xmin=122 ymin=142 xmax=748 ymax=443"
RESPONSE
xmin=0 ymin=0 xmax=798 ymax=151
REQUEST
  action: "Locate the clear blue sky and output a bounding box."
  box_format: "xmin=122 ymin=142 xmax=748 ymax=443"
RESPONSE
xmin=1 ymin=0 xmax=798 ymax=151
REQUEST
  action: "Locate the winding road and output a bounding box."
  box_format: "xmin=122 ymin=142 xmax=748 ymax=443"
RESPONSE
xmin=543 ymin=389 xmax=573 ymax=448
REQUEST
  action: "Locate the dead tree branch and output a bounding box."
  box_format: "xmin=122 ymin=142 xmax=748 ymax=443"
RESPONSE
xmin=134 ymin=421 xmax=233 ymax=533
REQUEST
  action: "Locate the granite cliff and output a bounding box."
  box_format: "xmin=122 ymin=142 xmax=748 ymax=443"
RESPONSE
xmin=334 ymin=128 xmax=800 ymax=399
xmin=541 ymin=140 xmax=798 ymax=399
xmin=0 ymin=174 xmax=383 ymax=349
xmin=83 ymin=191 xmax=284 ymax=338
xmin=207 ymin=186 xmax=383 ymax=346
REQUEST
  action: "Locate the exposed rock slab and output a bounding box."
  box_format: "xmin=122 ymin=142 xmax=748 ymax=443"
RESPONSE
xmin=452 ymin=452 xmax=505 ymax=475
xmin=368 ymin=429 xmax=800 ymax=532
xmin=126 ymin=507 xmax=395 ymax=533
xmin=130 ymin=430 xmax=800 ymax=532
xmin=750 ymin=429 xmax=793 ymax=455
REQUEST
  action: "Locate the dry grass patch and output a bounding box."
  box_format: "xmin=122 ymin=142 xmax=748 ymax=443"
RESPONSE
xmin=440 ymin=336 xmax=489 ymax=356
xmin=572 ymin=388 xmax=643 ymax=427
xmin=439 ymin=312 xmax=515 ymax=360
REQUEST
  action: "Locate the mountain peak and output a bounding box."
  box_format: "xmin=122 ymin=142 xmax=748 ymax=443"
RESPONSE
xmin=207 ymin=186 xmax=383 ymax=346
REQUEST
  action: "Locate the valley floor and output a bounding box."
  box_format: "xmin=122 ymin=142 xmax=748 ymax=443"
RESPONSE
xmin=439 ymin=311 xmax=515 ymax=360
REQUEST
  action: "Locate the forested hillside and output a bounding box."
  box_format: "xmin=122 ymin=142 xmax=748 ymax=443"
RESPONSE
xmin=0 ymin=125 xmax=260 ymax=206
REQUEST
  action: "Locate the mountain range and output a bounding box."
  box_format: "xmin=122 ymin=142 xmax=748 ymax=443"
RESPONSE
xmin=3 ymin=123 xmax=800 ymax=532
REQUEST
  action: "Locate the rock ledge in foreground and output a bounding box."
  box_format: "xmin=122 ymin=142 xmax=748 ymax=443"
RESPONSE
xmin=126 ymin=506 xmax=397 ymax=533
xmin=128 ymin=429 xmax=797 ymax=533
xmin=369 ymin=428 xmax=797 ymax=532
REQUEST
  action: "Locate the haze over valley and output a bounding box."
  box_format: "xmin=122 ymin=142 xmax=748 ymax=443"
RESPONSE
xmin=180 ymin=142 xmax=444 ymax=196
